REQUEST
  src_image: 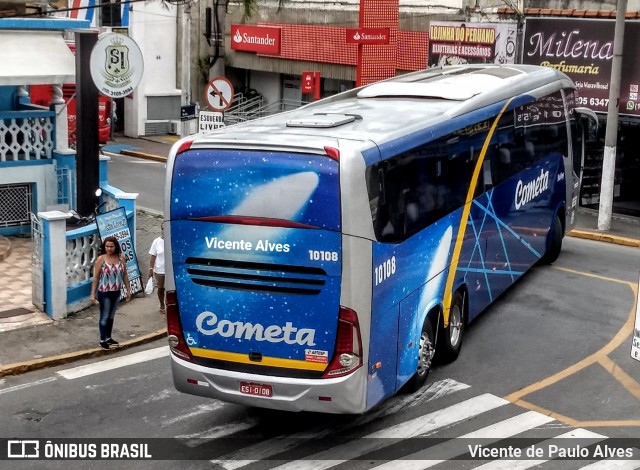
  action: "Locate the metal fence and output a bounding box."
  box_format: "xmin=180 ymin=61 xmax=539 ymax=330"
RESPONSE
xmin=0 ymin=183 xmax=32 ymax=228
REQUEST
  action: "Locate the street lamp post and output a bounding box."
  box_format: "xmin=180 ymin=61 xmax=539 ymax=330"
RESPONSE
xmin=181 ymin=0 xmax=192 ymax=138
xmin=598 ymin=0 xmax=627 ymax=231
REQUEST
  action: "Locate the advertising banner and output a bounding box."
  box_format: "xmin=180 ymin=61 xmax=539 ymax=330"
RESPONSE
xmin=522 ymin=18 xmax=640 ymax=117
xmin=428 ymin=21 xmax=517 ymax=67
xmin=95 ymin=207 xmax=143 ymax=299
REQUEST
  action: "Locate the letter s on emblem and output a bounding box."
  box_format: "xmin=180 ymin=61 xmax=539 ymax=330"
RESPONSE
xmin=196 ymin=311 xmax=218 ymax=335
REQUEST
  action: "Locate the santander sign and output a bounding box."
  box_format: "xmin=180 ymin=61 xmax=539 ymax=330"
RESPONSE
xmin=231 ymin=25 xmax=281 ymax=54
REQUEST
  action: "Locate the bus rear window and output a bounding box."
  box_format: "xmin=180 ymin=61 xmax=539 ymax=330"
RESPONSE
xmin=170 ymin=149 xmax=341 ymax=231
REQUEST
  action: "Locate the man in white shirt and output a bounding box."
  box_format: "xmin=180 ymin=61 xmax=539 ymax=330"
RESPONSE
xmin=149 ymin=222 xmax=166 ymax=313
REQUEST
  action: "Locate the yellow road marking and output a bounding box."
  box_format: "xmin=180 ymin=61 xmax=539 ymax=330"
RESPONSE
xmin=512 ymin=398 xmax=640 ymax=427
xmin=554 ymin=266 xmax=635 ymax=286
xmin=598 ymin=355 xmax=640 ymax=402
xmin=504 ymin=267 xmax=639 ymax=427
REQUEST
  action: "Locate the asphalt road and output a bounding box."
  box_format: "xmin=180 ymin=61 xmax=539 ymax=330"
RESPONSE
xmin=106 ymin=154 xmax=166 ymax=213
xmin=0 ymin=237 xmax=638 ymax=468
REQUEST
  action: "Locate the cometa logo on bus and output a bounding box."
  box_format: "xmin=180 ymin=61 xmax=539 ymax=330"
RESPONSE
xmin=195 ymin=311 xmax=317 ymax=346
xmin=514 ymin=169 xmax=550 ymax=210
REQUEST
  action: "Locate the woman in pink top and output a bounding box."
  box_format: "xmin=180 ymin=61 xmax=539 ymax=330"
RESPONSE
xmin=90 ymin=236 xmax=131 ymax=350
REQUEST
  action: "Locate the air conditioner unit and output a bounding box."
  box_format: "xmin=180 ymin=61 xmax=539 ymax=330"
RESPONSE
xmin=168 ymin=121 xmax=179 ymax=135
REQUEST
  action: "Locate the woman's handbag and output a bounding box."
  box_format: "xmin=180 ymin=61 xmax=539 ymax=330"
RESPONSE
xmin=145 ymin=277 xmax=155 ymax=295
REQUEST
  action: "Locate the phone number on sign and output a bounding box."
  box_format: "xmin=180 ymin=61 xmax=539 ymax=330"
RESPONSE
xmin=112 ymin=229 xmax=131 ymax=241
xmin=576 ymin=96 xmax=609 ymax=108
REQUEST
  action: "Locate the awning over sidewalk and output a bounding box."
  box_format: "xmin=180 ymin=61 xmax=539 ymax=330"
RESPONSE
xmin=0 ymin=30 xmax=75 ymax=86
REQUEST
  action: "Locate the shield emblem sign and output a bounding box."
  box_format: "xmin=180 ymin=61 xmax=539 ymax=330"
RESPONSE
xmin=106 ymin=44 xmax=130 ymax=78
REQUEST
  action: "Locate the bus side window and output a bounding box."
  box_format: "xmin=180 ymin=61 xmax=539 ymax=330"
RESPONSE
xmin=483 ymin=159 xmax=493 ymax=191
xmin=376 ymin=166 xmax=406 ymax=242
xmin=491 ymin=145 xmax=513 ymax=185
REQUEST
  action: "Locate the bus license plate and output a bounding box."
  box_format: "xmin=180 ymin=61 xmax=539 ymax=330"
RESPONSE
xmin=240 ymin=382 xmax=273 ymax=397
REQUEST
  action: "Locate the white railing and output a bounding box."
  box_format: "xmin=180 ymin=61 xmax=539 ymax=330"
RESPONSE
xmin=0 ymin=110 xmax=55 ymax=162
xmin=66 ymin=227 xmax=101 ymax=286
xmin=35 ymin=183 xmax=138 ymax=319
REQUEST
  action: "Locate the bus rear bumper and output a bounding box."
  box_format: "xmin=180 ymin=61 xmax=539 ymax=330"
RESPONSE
xmin=170 ymin=354 xmax=368 ymax=414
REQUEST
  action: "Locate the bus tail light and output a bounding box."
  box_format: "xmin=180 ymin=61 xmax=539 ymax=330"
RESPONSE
xmin=324 ymin=146 xmax=340 ymax=161
xmin=166 ymin=290 xmax=193 ymax=362
xmin=322 ymin=306 xmax=362 ymax=378
xmin=175 ymin=139 xmax=194 ymax=154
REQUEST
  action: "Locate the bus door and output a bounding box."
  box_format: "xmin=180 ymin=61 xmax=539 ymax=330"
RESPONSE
xmin=570 ymin=106 xmax=599 ymax=228
xmin=169 ymin=149 xmax=344 ymax=378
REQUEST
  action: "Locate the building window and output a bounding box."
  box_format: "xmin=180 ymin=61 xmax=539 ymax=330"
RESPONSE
xmin=101 ymin=0 xmax=121 ymax=27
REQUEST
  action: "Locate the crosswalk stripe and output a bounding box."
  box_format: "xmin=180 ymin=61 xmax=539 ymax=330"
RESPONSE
xmin=579 ymin=457 xmax=640 ymax=469
xmin=473 ymin=428 xmax=606 ymax=470
xmin=57 ymin=346 xmax=169 ymax=380
xmin=212 ymin=378 xmax=470 ymax=470
xmin=0 ymin=377 xmax=57 ymax=395
xmin=372 ymin=410 xmax=555 ymax=470
xmin=178 ymin=418 xmax=260 ymax=446
xmin=269 ymin=393 xmax=508 ymax=470
xmin=161 ymin=401 xmax=226 ymax=426
xmin=363 ymin=378 xmax=470 ymax=423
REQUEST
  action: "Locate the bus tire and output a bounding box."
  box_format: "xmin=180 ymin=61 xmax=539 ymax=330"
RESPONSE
xmin=540 ymin=214 xmax=563 ymax=265
xmin=438 ymin=291 xmax=465 ymax=363
xmin=404 ymin=318 xmax=435 ymax=393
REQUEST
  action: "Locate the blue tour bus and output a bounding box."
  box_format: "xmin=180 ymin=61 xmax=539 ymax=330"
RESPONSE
xmin=164 ymin=65 xmax=597 ymax=413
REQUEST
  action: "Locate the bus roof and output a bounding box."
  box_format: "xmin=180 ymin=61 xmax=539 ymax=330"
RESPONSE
xmin=187 ymin=65 xmax=574 ymax=154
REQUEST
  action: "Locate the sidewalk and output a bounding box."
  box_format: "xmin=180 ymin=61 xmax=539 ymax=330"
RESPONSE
xmin=0 ymin=134 xmax=639 ymax=378
xmin=101 ymin=133 xmax=178 ymax=162
xmin=0 ymin=210 xmax=167 ymax=378
xmin=568 ymin=208 xmax=640 ymax=247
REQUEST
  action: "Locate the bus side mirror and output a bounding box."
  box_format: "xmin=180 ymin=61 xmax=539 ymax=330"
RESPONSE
xmin=575 ymin=107 xmax=599 ymax=143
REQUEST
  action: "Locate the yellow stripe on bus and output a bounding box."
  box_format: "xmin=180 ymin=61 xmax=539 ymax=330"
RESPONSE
xmin=442 ymin=98 xmax=513 ymax=327
xmin=189 ymin=347 xmax=328 ymax=371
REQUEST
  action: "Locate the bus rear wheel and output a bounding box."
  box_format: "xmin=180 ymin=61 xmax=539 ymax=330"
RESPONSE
xmin=540 ymin=214 xmax=563 ymax=265
xmin=404 ymin=319 xmax=435 ymax=393
xmin=438 ymin=291 xmax=465 ymax=363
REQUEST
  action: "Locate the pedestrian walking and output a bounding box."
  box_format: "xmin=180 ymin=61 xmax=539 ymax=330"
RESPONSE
xmin=149 ymin=222 xmax=166 ymax=314
xmin=90 ymin=236 xmax=131 ymax=350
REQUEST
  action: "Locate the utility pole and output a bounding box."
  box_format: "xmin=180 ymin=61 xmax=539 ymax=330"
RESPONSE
xmin=598 ymin=0 xmax=627 ymax=231
xmin=181 ymin=0 xmax=192 ymax=138
xmin=75 ymin=31 xmax=100 ymax=217
xmin=210 ymin=0 xmax=227 ymax=79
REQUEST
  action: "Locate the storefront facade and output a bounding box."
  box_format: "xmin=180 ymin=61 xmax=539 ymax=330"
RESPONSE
xmin=216 ymin=4 xmax=640 ymax=216
xmin=522 ymin=15 xmax=640 ymax=216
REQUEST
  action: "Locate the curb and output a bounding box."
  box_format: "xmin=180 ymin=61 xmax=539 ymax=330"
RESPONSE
xmin=0 ymin=328 xmax=167 ymax=378
xmin=567 ymin=229 xmax=640 ymax=248
xmin=121 ymin=149 xmax=168 ymax=162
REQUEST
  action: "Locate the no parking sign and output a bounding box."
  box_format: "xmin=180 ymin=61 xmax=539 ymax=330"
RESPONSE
xmin=204 ymin=77 xmax=234 ymax=112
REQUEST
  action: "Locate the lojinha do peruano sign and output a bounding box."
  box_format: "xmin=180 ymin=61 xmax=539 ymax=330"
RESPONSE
xmin=522 ymin=18 xmax=640 ymax=117
xmin=428 ymin=21 xmax=518 ymax=66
